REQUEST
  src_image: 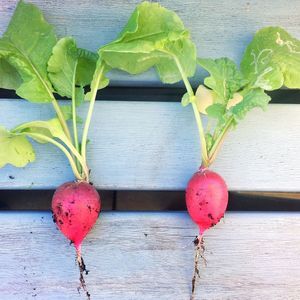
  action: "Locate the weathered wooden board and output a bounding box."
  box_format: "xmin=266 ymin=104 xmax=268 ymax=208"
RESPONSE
xmin=0 ymin=100 xmax=299 ymax=191
xmin=0 ymin=211 xmax=300 ymax=300
xmin=0 ymin=0 xmax=300 ymax=86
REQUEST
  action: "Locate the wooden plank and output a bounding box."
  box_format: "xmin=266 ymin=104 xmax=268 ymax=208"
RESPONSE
xmin=0 ymin=100 xmax=300 ymax=191
xmin=0 ymin=0 xmax=300 ymax=86
xmin=0 ymin=211 xmax=300 ymax=299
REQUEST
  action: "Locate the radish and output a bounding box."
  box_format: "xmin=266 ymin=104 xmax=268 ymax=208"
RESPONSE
xmin=0 ymin=2 xmax=109 ymax=298
xmin=186 ymin=167 xmax=228 ymax=298
xmin=99 ymin=2 xmax=300 ymax=298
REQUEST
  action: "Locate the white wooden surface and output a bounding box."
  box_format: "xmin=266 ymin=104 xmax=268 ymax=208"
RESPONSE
xmin=1 ymin=0 xmax=300 ymax=86
xmin=0 ymin=211 xmax=300 ymax=300
xmin=0 ymin=100 xmax=299 ymax=191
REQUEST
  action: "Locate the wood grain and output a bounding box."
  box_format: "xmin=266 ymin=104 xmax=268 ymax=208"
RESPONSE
xmin=0 ymin=211 xmax=300 ymax=299
xmin=0 ymin=100 xmax=299 ymax=191
xmin=1 ymin=0 xmax=300 ymax=86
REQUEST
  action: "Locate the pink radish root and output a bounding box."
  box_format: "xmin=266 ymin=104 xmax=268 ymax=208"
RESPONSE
xmin=52 ymin=181 xmax=101 ymax=300
xmin=186 ymin=166 xmax=228 ymax=299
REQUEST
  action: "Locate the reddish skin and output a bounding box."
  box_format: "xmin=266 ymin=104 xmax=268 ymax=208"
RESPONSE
xmin=186 ymin=167 xmax=228 ymax=235
xmin=52 ymin=181 xmax=101 ymax=251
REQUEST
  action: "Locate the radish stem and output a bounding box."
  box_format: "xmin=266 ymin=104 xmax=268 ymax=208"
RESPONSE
xmin=192 ymin=103 xmax=209 ymax=167
xmin=209 ymin=116 xmax=234 ymax=164
xmin=72 ymin=61 xmax=81 ymax=173
xmin=51 ymin=97 xmax=72 ymax=143
xmin=171 ymin=54 xmax=209 ymax=166
xmin=23 ymin=132 xmax=83 ymax=180
xmin=81 ymin=61 xmax=105 ymax=170
xmin=12 ymin=122 xmax=89 ymax=180
xmin=63 ymin=140 xmax=90 ymax=181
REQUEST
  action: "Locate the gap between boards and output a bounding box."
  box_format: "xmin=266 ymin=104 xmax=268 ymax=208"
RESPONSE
xmin=0 ymin=87 xmax=300 ymax=103
xmin=0 ymin=190 xmax=299 ymax=211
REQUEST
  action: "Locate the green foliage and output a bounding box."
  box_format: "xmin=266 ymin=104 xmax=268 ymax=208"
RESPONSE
xmin=12 ymin=118 xmax=69 ymax=144
xmin=198 ymin=58 xmax=248 ymax=103
xmin=100 ymin=1 xmax=197 ymax=84
xmin=0 ymin=1 xmax=105 ymax=180
xmin=0 ymin=126 xmax=35 ymax=167
xmin=0 ymin=1 xmax=299 ymax=173
xmin=205 ymin=103 xmax=226 ymax=122
xmin=0 ymin=58 xmax=22 ymax=90
xmin=231 ymin=89 xmax=271 ymax=119
xmin=181 ymin=92 xmax=191 ymax=107
xmin=197 ymin=57 xmax=272 ymax=124
xmin=241 ymin=27 xmax=300 ymax=90
xmin=76 ymin=48 xmax=99 ymax=87
xmin=47 ymin=37 xmax=97 ymax=98
xmin=0 ymin=0 xmax=57 ymax=102
xmin=47 ymin=37 xmax=78 ymax=98
xmin=194 ymin=28 xmax=299 ymax=163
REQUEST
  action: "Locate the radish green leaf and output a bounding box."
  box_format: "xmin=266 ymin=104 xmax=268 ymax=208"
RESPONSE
xmin=0 ymin=0 xmax=57 ymax=102
xmin=197 ymin=58 xmax=248 ymax=103
xmin=100 ymin=1 xmax=196 ymax=84
xmin=13 ymin=118 xmax=69 ymax=144
xmin=0 ymin=59 xmax=22 ymax=90
xmin=47 ymin=37 xmax=98 ymax=98
xmin=241 ymin=27 xmax=300 ymax=90
xmin=230 ymin=88 xmax=271 ymax=119
xmin=0 ymin=127 xmax=35 ymax=167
